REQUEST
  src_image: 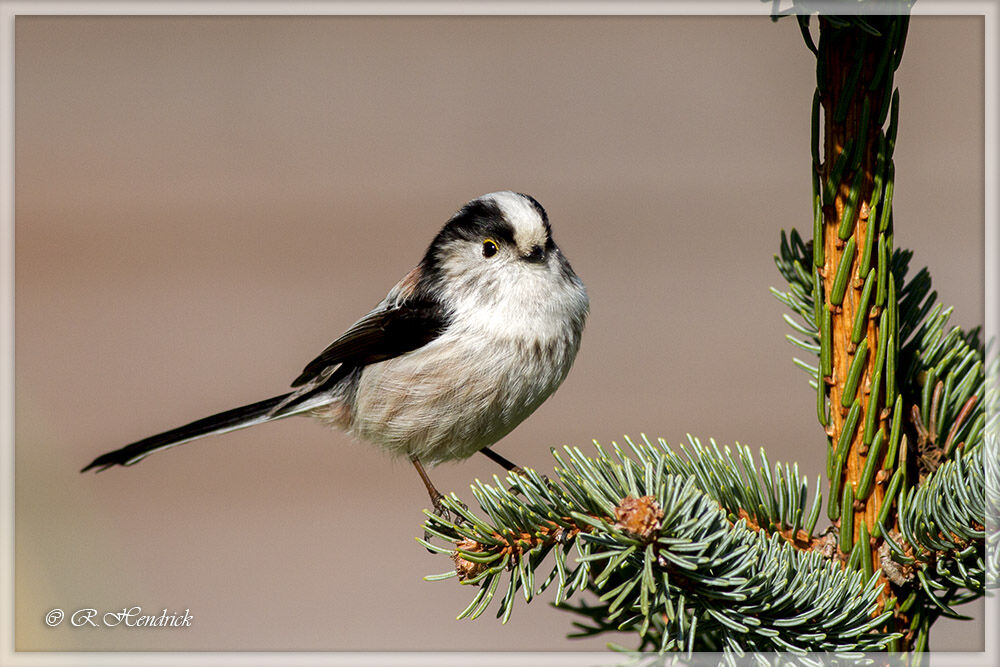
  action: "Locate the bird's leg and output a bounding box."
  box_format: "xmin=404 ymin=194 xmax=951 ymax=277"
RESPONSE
xmin=411 ymin=456 xmax=468 ymax=550
xmin=480 ymin=447 xmax=554 ymax=490
xmin=411 ymin=455 xmax=466 ymax=522
xmin=479 ymin=446 xmax=527 ymax=476
xmin=411 ymin=455 xmax=445 ymax=513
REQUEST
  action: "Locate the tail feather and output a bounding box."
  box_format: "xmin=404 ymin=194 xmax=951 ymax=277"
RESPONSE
xmin=81 ymin=393 xmax=295 ymax=472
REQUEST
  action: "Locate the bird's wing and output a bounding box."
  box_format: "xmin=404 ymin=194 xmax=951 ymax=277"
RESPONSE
xmin=289 ymin=298 xmax=449 ymax=387
xmin=289 ymin=266 xmax=449 ymax=388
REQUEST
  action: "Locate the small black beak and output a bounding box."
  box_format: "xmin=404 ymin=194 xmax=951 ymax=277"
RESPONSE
xmin=524 ymin=244 xmax=546 ymax=263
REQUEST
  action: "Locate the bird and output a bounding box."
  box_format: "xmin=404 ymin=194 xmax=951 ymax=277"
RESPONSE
xmin=81 ymin=191 xmax=589 ymax=514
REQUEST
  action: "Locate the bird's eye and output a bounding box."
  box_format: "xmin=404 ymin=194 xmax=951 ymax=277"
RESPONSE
xmin=482 ymin=239 xmax=498 ymax=258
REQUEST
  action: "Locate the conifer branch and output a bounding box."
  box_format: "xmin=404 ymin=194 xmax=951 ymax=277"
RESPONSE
xmin=422 ymin=438 xmax=899 ymax=655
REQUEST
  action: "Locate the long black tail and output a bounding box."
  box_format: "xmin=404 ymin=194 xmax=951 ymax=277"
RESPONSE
xmin=81 ymin=393 xmax=294 ymax=472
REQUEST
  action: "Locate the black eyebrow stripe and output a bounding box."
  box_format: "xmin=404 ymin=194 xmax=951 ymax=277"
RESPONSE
xmin=515 ymin=192 xmax=551 ymax=238
xmin=424 ymin=199 xmax=516 ymax=254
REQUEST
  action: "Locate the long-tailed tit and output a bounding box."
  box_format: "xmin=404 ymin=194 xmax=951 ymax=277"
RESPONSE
xmin=82 ymin=192 xmax=589 ymax=512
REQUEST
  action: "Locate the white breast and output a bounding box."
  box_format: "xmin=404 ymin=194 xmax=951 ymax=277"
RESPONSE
xmin=346 ymin=266 xmax=587 ymax=464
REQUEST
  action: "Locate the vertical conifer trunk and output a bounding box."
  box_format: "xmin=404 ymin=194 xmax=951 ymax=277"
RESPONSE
xmin=814 ymin=15 xmax=910 ymax=650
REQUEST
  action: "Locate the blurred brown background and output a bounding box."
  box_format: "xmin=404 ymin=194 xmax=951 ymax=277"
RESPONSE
xmin=14 ymin=15 xmax=984 ymax=652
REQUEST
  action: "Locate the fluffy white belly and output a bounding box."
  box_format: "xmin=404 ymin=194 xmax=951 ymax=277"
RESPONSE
xmin=342 ymin=330 xmax=576 ymax=464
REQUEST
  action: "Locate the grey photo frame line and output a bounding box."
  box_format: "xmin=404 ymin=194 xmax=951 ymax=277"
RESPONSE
xmin=1 ymin=2 xmax=996 ymax=665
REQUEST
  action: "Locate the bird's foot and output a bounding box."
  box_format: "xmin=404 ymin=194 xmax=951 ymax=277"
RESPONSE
xmin=422 ymin=492 xmax=469 ymax=551
xmin=430 ymin=491 xmax=468 ymax=525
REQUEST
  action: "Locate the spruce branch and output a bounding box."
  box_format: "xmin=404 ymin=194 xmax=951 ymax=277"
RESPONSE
xmin=422 ymin=438 xmax=899 ymax=655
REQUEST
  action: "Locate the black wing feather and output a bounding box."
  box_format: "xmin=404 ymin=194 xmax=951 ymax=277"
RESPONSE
xmin=290 ymin=297 xmax=450 ymax=387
